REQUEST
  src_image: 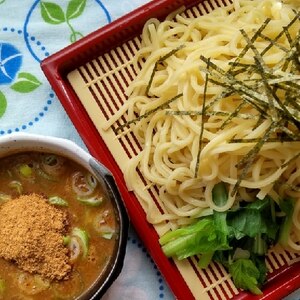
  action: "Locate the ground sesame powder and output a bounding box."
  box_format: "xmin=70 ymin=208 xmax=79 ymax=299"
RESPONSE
xmin=0 ymin=193 xmax=71 ymax=281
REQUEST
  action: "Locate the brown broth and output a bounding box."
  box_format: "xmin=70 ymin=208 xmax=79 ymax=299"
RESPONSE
xmin=0 ymin=152 xmax=118 ymax=300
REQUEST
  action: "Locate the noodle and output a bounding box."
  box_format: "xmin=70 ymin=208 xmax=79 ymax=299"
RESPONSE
xmin=103 ymin=0 xmax=300 ymax=251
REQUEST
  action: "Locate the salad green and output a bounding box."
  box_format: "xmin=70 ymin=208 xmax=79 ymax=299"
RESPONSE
xmin=159 ymin=182 xmax=295 ymax=294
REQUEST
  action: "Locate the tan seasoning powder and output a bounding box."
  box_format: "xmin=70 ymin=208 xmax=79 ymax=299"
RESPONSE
xmin=0 ymin=194 xmax=71 ymax=280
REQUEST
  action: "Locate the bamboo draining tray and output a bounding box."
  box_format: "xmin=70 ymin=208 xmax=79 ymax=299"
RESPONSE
xmin=41 ymin=0 xmax=300 ymax=299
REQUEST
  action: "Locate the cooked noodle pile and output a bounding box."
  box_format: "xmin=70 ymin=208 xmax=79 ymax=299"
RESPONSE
xmin=104 ymin=0 xmax=300 ymax=252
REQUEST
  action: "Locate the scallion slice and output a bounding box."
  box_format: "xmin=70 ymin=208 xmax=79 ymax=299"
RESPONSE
xmin=77 ymin=195 xmax=103 ymax=207
xmin=72 ymin=227 xmax=89 ymax=258
xmin=48 ymin=196 xmax=69 ymax=207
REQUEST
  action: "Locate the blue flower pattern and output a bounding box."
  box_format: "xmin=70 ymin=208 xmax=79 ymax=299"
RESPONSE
xmin=0 ymin=41 xmax=42 ymax=118
xmin=0 ymin=43 xmax=22 ymax=85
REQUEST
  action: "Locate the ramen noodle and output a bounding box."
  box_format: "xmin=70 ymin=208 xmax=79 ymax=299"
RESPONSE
xmin=103 ymin=0 xmax=300 ymax=252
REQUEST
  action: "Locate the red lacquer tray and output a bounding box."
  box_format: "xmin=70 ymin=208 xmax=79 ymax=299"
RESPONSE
xmin=41 ymin=0 xmax=300 ymax=299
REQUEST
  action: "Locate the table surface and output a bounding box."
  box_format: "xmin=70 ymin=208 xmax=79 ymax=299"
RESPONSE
xmin=0 ymin=0 xmax=299 ymax=299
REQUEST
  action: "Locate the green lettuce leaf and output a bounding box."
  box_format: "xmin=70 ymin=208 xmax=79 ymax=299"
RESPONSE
xmin=229 ymin=258 xmax=263 ymax=295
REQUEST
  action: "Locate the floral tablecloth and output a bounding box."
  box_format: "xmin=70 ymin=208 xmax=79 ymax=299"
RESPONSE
xmin=0 ymin=0 xmax=299 ymax=299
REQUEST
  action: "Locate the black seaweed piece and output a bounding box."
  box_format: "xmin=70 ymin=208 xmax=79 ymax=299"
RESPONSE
xmin=115 ymin=93 xmax=183 ymax=132
xmin=194 ymin=59 xmax=210 ymax=178
xmin=145 ymin=45 xmax=185 ymax=96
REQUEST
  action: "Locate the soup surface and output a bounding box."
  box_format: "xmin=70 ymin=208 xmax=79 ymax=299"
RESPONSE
xmin=0 ymin=151 xmax=118 ymax=300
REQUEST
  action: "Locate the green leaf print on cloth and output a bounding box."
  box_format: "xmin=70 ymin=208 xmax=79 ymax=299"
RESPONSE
xmin=10 ymin=72 xmax=42 ymax=93
xmin=0 ymin=43 xmax=42 ymax=118
xmin=40 ymin=0 xmax=87 ymax=43
xmin=0 ymin=91 xmax=7 ymax=118
xmin=66 ymin=0 xmax=86 ymax=20
xmin=40 ymin=2 xmax=65 ymax=24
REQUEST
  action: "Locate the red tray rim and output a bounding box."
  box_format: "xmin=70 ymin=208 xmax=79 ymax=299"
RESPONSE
xmin=40 ymin=0 xmax=300 ymax=299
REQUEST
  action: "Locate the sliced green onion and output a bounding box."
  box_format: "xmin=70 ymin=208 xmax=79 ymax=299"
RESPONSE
xmin=72 ymin=171 xmax=96 ymax=197
xmin=0 ymin=193 xmax=11 ymax=203
xmin=36 ymin=168 xmax=57 ymax=182
xmin=72 ymin=227 xmax=89 ymax=258
xmin=77 ymin=195 xmax=103 ymax=207
xmin=93 ymin=213 xmax=116 ymax=240
xmin=63 ymin=235 xmax=71 ymax=246
xmin=41 ymin=154 xmax=65 ymax=176
xmin=43 ymin=154 xmax=58 ymax=166
xmin=19 ymin=164 xmax=32 ymax=177
xmin=85 ymin=173 xmax=98 ymax=190
xmin=98 ymin=224 xmax=115 ymax=240
xmin=17 ymin=273 xmax=50 ymax=295
xmin=69 ymin=237 xmax=81 ymax=261
xmin=48 ymin=196 xmax=69 ymax=207
xmin=52 ymin=270 xmax=84 ymax=299
xmin=0 ymin=278 xmax=5 ymax=296
xmin=8 ymin=180 xmax=23 ymax=194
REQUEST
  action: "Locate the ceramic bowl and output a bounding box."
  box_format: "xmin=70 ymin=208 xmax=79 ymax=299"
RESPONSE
xmin=0 ymin=132 xmax=129 ymax=300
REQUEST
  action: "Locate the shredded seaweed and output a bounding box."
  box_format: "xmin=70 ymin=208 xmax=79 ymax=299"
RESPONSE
xmin=176 ymin=16 xmax=300 ymax=194
xmin=230 ymin=18 xmax=271 ymax=69
xmin=229 ymin=137 xmax=299 ymax=143
xmin=146 ymin=45 xmax=185 ymax=96
xmin=281 ymin=151 xmax=300 ymax=168
xmin=115 ymin=93 xmax=183 ymax=132
xmin=194 ymin=59 xmax=210 ymax=178
xmin=121 ymin=14 xmax=300 ymax=196
xmin=201 ymin=19 xmax=300 ymax=194
xmin=232 ymin=122 xmax=279 ymax=196
xmin=220 ymin=101 xmax=245 ymax=130
xmin=261 ymin=11 xmax=299 ymax=56
xmin=240 ymin=29 xmax=278 ymax=121
xmin=166 ymin=110 xmax=257 ymax=120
